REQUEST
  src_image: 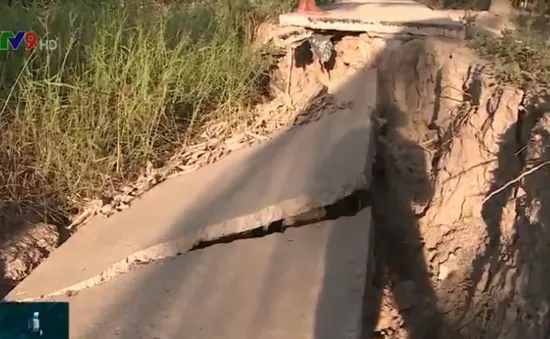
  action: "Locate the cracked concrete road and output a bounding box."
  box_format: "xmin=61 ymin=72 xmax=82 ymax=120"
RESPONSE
xmin=43 ymin=210 xmax=372 ymax=339
xmin=6 ymin=65 xmax=377 ymax=339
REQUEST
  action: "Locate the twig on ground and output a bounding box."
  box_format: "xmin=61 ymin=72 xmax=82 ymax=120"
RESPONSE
xmin=514 ymin=144 xmax=527 ymax=156
xmin=285 ymin=45 xmax=294 ymax=96
xmin=482 ymin=159 xmax=550 ymax=204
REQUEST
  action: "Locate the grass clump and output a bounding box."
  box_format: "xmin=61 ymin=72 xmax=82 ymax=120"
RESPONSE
xmin=470 ymin=25 xmax=550 ymax=89
xmin=0 ymin=0 xmax=293 ymax=227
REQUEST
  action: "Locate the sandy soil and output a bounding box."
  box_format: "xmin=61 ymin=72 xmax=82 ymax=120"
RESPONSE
xmin=0 ymin=219 xmax=60 ymax=297
xmin=371 ymin=36 xmax=550 ymax=339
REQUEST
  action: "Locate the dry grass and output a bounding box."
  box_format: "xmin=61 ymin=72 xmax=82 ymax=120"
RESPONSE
xmin=0 ymin=0 xmax=294 ymax=229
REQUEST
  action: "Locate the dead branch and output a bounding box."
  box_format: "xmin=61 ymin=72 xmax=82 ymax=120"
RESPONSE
xmin=482 ymin=159 xmax=550 ymax=204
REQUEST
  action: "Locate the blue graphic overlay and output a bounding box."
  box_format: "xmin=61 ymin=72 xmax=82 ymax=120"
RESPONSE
xmin=0 ymin=302 xmax=69 ymax=339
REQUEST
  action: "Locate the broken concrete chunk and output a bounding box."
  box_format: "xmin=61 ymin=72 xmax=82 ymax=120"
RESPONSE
xmin=44 ymin=209 xmax=372 ymax=339
xmin=279 ymin=0 xmax=465 ymax=39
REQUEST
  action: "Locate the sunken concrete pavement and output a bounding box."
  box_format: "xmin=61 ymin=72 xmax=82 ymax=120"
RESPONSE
xmin=45 ymin=210 xmax=372 ymax=339
xmin=7 ymin=66 xmax=377 ymax=338
xmin=279 ymin=0 xmax=466 ymax=39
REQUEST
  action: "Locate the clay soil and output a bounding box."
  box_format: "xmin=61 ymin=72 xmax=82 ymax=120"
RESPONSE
xmin=276 ymin=34 xmax=550 ymax=338
xmin=0 ymin=216 xmax=62 ymax=298
xmin=370 ymin=38 xmax=550 ymax=339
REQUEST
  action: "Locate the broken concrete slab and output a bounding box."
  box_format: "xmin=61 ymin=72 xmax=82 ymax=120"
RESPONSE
xmin=279 ymin=0 xmax=465 ymax=39
xmin=443 ymin=9 xmax=517 ymax=38
xmin=6 ymin=70 xmax=377 ymax=301
xmin=45 ymin=209 xmax=372 ymax=339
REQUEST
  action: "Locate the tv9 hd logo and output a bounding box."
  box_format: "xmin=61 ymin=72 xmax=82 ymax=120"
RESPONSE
xmin=0 ymin=31 xmax=58 ymax=52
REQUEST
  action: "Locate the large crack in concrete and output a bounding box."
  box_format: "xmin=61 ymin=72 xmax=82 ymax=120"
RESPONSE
xmin=22 ymin=188 xmax=372 ymax=301
xmin=191 ymin=188 xmax=371 ymax=251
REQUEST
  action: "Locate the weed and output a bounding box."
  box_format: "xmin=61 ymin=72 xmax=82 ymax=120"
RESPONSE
xmin=470 ymin=25 xmax=550 ymax=89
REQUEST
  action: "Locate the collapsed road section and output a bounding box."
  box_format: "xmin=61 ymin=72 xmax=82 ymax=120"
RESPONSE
xmin=12 ymin=1 xmax=549 ymax=338
xmin=6 ymin=58 xmax=378 ymax=337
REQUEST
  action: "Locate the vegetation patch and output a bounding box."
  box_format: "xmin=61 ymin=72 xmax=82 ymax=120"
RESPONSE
xmin=470 ymin=27 xmax=550 ymax=88
xmin=0 ymin=0 xmax=293 ymax=233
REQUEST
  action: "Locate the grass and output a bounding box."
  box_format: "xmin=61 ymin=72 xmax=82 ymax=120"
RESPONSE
xmin=471 ymin=28 xmax=550 ymax=89
xmin=0 ymin=0 xmax=294 ymax=228
xmin=467 ymin=4 xmax=550 ymax=89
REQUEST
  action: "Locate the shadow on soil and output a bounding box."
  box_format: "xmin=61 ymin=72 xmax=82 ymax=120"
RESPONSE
xmin=0 ymin=207 xmax=69 ymax=299
xmin=465 ymin=94 xmax=550 ymax=338
xmin=361 ymin=34 xmax=466 ymax=339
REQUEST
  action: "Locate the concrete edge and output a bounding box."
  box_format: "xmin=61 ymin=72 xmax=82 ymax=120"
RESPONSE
xmin=11 ymin=178 xmax=367 ymax=302
xmin=278 ymin=15 xmax=466 ymax=39
xmin=341 ymin=207 xmax=374 ymax=339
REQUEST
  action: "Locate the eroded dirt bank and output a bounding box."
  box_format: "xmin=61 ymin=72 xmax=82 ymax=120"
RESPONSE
xmin=371 ymin=38 xmax=550 ymax=338
xmin=274 ymin=31 xmax=550 ymax=338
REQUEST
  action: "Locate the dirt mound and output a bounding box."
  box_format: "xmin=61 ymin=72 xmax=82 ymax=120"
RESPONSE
xmin=0 ymin=220 xmax=60 ymax=297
